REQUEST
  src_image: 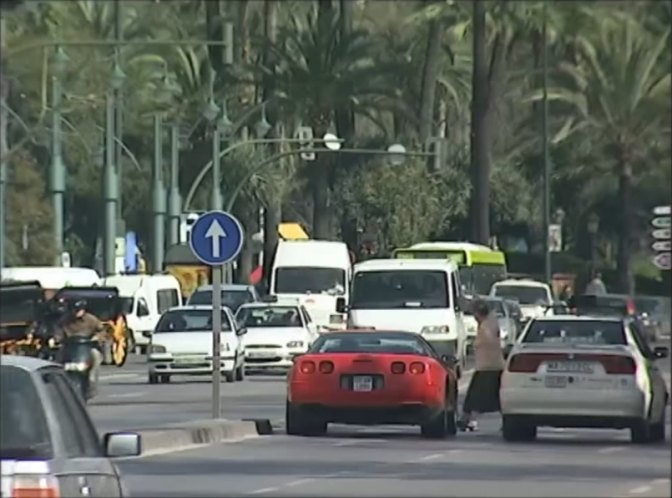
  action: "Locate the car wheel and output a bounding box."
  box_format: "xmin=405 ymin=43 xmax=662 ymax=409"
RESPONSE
xmin=285 ymin=401 xmax=326 ymax=437
xmin=421 ymin=407 xmax=448 ymax=439
xmin=235 ymin=364 xmax=245 ymax=381
xmin=502 ymin=415 xmax=537 ymax=442
xmin=630 ymin=419 xmax=652 ymax=444
xmin=160 ymin=375 xmax=171 ymax=384
xmin=445 ymin=381 xmax=458 ymax=437
xmin=649 ymin=415 xmax=666 ymax=443
xmin=126 ymin=329 xmax=136 ymax=354
xmin=224 ymin=371 xmax=236 ymax=383
xmin=148 ymin=373 xmax=158 ymax=384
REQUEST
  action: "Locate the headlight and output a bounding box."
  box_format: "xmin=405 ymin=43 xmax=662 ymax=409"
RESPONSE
xmin=220 ymin=343 xmax=230 ymax=352
xmin=329 ymin=314 xmax=345 ymax=324
xmin=287 ymin=341 xmax=305 ymax=349
xmin=64 ymin=362 xmax=89 ymax=371
xmin=421 ymin=325 xmax=450 ymax=335
xmin=149 ymin=344 xmax=166 ymax=354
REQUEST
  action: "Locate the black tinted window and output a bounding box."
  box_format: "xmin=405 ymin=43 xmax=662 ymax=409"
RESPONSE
xmin=493 ymin=285 xmax=550 ymax=305
xmin=351 ymin=270 xmax=449 ymax=309
xmin=0 ymin=366 xmax=53 ymax=459
xmin=311 ymin=333 xmax=431 ymax=355
xmin=523 ymin=320 xmax=626 ymax=345
xmin=156 ymin=309 xmax=231 ymax=332
xmin=157 ymin=289 xmax=180 ymax=314
xmin=274 ymin=267 xmax=346 ymax=295
xmin=471 ymin=264 xmax=507 ymax=296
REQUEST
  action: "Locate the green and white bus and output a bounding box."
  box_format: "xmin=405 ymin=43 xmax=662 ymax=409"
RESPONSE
xmin=393 ymin=242 xmax=508 ymax=297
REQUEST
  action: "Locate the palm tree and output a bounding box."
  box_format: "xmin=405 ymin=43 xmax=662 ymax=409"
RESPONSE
xmin=551 ymin=16 xmax=670 ymax=293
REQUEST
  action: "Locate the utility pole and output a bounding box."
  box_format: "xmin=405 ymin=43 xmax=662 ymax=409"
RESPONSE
xmin=50 ymin=47 xmax=68 ymax=265
xmin=167 ymin=123 xmax=181 ymax=246
xmin=103 ymin=92 xmax=118 ymax=276
xmin=114 ymin=0 xmax=124 ymax=220
xmin=152 ymin=114 xmax=166 ymax=272
xmin=542 ymin=2 xmax=552 ymax=285
xmin=0 ymin=16 xmax=7 ymax=269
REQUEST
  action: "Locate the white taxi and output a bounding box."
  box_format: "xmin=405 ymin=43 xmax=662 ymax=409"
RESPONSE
xmin=500 ymin=315 xmax=669 ymax=443
xmin=236 ymin=301 xmax=318 ymax=372
xmin=147 ymin=305 xmax=246 ymax=384
xmin=490 ymin=279 xmax=554 ymax=321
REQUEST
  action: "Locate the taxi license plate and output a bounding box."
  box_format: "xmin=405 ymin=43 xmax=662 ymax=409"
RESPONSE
xmin=546 ymin=361 xmax=594 ymax=374
xmin=174 ymin=355 xmax=203 ymax=364
xmin=353 ymin=376 xmax=373 ymax=392
xmin=250 ymin=351 xmax=277 ymax=358
xmin=545 ymin=375 xmax=567 ymax=388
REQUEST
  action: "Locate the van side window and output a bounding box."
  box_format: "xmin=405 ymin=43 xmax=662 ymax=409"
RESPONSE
xmin=157 ymin=289 xmax=180 ymax=314
xmin=137 ymin=298 xmax=150 ymax=317
xmin=450 ymin=274 xmax=461 ymax=311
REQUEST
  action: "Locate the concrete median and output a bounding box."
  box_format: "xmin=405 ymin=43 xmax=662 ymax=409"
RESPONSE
xmin=132 ymin=418 xmax=274 ymax=454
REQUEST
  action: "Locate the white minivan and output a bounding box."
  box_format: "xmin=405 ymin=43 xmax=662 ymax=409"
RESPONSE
xmin=340 ymin=258 xmax=468 ymax=376
xmin=270 ymin=240 xmax=351 ymax=331
xmin=101 ymin=274 xmax=182 ymax=352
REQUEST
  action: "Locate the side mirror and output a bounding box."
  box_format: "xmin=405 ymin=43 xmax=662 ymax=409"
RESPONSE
xmin=103 ymin=432 xmax=141 ymax=458
xmin=142 ymin=330 xmax=152 ymax=339
xmin=503 ymin=343 xmax=514 ymax=360
xmin=335 ymin=297 xmax=347 ymax=314
xmin=236 ymin=328 xmax=247 ymax=336
xmin=653 ymin=346 xmax=669 ymax=359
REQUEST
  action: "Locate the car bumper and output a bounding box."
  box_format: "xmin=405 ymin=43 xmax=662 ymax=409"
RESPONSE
xmin=500 ymin=387 xmax=645 ymax=419
xmin=290 ymin=382 xmax=444 ymax=408
xmin=149 ymin=357 xmax=236 ymax=375
xmin=245 ymin=349 xmax=303 ymax=370
xmin=293 ymin=403 xmax=443 ymax=425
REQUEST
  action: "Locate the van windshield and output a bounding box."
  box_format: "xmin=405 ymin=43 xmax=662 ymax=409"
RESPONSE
xmin=274 ymin=267 xmax=346 ymax=295
xmin=351 ymin=270 xmax=449 ymax=309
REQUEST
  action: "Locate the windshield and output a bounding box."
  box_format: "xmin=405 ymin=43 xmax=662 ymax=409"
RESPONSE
xmin=0 ymin=366 xmax=53 ymax=459
xmin=522 ymin=320 xmax=626 ymax=345
xmin=493 ymin=285 xmax=549 ymax=306
xmin=310 ymin=333 xmax=432 ymax=355
xmin=189 ymin=290 xmax=254 ymax=311
xmin=460 ymin=264 xmax=507 ymax=296
xmin=274 ymin=267 xmax=346 ymax=295
xmin=155 ymin=309 xmax=231 ymax=333
xmin=351 ymin=270 xmax=449 ymax=309
xmin=237 ymin=306 xmax=302 ymax=328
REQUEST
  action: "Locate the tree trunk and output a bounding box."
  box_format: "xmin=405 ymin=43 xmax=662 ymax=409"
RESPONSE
xmin=469 ymin=0 xmax=491 ymax=244
xmin=418 ymin=10 xmax=443 ymax=143
xmin=617 ymin=159 xmax=634 ymax=295
xmin=205 ymin=0 xmax=223 ymax=75
xmin=335 ymin=0 xmax=355 ymax=142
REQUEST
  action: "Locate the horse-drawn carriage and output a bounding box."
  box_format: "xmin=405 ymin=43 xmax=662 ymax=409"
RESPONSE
xmin=0 ymin=281 xmax=47 ymax=356
xmin=52 ymin=286 xmax=129 ymax=366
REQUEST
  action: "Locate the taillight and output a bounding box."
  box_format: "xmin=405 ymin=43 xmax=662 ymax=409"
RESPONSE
xmin=409 ymin=362 xmax=425 ymax=374
xmin=300 ymin=361 xmax=315 ymax=374
xmin=11 ymin=475 xmax=60 ymax=498
xmin=319 ymin=361 xmax=334 ymax=374
xmin=508 ymin=354 xmax=546 ymax=373
xmin=391 ymin=361 xmax=405 ymax=374
xmin=599 ymin=355 xmax=637 ymax=375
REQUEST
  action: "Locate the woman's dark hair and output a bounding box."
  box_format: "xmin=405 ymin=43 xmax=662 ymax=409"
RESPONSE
xmin=472 ymin=299 xmax=490 ymax=318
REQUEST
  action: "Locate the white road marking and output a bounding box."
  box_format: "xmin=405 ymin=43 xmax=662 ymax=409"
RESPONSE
xmin=246 ymin=487 xmax=279 ymax=495
xmin=629 ymin=485 xmax=652 ymax=495
xmin=653 ymin=478 xmax=671 ymax=485
xmin=115 ymin=435 xmax=261 ymax=460
xmin=99 ymin=373 xmax=142 ymax=381
xmin=597 ymin=446 xmax=625 ymax=454
xmin=332 ymin=438 xmax=387 ymax=447
xmin=418 ymin=453 xmax=443 ymax=461
xmin=447 ymin=449 xmax=463 ymax=455
xmin=285 ymin=479 xmax=314 ymax=487
xmin=106 ymin=392 xmax=145 ymax=399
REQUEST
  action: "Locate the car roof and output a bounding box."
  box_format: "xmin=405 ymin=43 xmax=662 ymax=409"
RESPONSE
xmin=354 ymin=258 xmax=458 ymax=272
xmin=531 ymin=315 xmax=623 ymax=323
xmin=0 ymin=354 xmax=56 ymax=371
xmin=194 ymin=284 xmax=253 ymax=291
xmin=493 ymin=279 xmax=549 ymax=288
xmin=165 ymin=304 xmax=233 ymax=313
xmin=322 ymin=330 xmax=421 ymax=337
xmin=240 ymin=302 xmax=299 ymax=308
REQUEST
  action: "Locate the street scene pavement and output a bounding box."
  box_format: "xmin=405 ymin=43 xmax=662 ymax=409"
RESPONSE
xmin=94 ymin=354 xmax=672 ymax=498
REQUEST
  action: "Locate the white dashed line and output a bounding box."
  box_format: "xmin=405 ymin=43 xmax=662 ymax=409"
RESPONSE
xmin=418 ymin=453 xmax=444 ymax=461
xmin=332 ymin=438 xmax=387 ymax=447
xmin=107 ymin=392 xmax=145 ymax=399
xmin=597 ymin=446 xmax=625 ymax=454
xmin=100 ymin=373 xmax=142 ymax=381
xmin=246 ymin=487 xmax=279 ymax=495
xmin=629 ymin=485 xmax=652 ymax=495
xmin=285 ymin=479 xmax=314 ymax=487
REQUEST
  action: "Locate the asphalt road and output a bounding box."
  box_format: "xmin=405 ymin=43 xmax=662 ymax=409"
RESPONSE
xmin=94 ymin=353 xmax=671 ymax=497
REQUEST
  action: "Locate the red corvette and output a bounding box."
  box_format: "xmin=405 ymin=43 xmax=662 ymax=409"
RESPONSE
xmin=286 ymin=330 xmax=459 ymax=438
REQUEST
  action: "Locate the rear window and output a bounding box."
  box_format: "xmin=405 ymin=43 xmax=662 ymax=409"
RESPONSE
xmin=310 ymin=333 xmax=432 ymax=355
xmin=189 ymin=290 xmax=253 ymax=311
xmin=0 ymin=366 xmax=53 ymax=459
xmin=155 ymin=309 xmax=232 ymax=332
xmin=522 ymin=320 xmax=626 ymax=345
xmin=351 ymin=270 xmax=449 ymax=309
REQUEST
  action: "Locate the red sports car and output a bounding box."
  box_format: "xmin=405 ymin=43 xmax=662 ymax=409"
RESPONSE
xmin=286 ymin=330 xmax=459 ymax=438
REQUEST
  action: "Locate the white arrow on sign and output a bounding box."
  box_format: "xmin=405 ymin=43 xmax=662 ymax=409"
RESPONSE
xmin=652 ymin=228 xmax=671 ymax=240
xmin=205 ymin=220 xmax=227 ymax=258
xmin=653 ymin=205 xmax=671 ymax=216
xmin=652 ymin=240 xmax=672 ymax=252
xmin=653 ymin=252 xmax=671 ymax=270
xmin=652 ymin=216 xmax=671 ymax=229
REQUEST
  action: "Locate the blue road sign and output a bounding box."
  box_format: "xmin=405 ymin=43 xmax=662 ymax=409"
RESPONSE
xmin=189 ymin=211 xmax=245 ymax=266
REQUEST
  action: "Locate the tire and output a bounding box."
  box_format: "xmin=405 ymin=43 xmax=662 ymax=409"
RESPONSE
xmin=148 ymin=373 xmax=158 ymax=384
xmin=630 ymin=419 xmax=652 ymax=444
xmin=160 ymin=374 xmax=171 ymax=384
xmin=235 ymin=364 xmax=245 ymax=381
xmin=285 ymin=400 xmax=327 ymax=436
xmin=502 ymin=415 xmax=537 ymax=442
xmin=445 ymin=381 xmax=458 ymax=437
xmin=126 ymin=329 xmax=136 ymax=354
xmin=421 ymin=407 xmax=448 ymax=439
xmin=102 ymin=340 xmax=113 ymax=365
xmin=649 ymin=416 xmax=666 ymax=443
xmin=224 ymin=371 xmax=236 ymax=383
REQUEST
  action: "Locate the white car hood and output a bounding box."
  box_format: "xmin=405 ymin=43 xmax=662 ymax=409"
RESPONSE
xmin=349 ymin=309 xmax=450 ymax=334
xmin=153 ymin=331 xmax=237 ymax=355
xmin=243 ymin=327 xmax=310 ymax=347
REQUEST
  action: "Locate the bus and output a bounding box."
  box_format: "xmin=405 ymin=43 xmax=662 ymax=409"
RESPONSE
xmin=392 ymin=242 xmax=507 ymax=297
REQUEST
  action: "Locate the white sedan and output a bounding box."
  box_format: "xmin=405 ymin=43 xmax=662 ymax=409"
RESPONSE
xmin=146 ymin=305 xmax=246 ymax=384
xmin=500 ymin=315 xmax=669 ymax=443
xmin=235 ymin=302 xmax=318 ymax=373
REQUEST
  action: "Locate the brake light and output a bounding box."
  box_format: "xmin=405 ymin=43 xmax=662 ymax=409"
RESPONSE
xmin=409 ymin=362 xmax=425 ymax=374
xmin=11 ymin=475 xmax=60 ymax=498
xmin=625 ymin=299 xmax=636 ymax=316
xmin=391 ymin=361 xmax=405 ymax=374
xmin=598 ymin=355 xmax=637 ymax=375
xmin=507 ymin=353 xmax=563 ymax=373
xmin=300 ymin=361 xmax=315 ymax=374
xmin=318 ymin=361 xmax=334 ymax=374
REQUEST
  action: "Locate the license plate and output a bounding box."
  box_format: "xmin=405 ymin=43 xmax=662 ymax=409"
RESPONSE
xmin=250 ymin=351 xmax=277 ymax=358
xmin=353 ymin=375 xmax=373 ymax=392
xmin=546 ymin=361 xmax=594 ymax=374
xmin=173 ymin=355 xmax=203 ymax=364
xmin=545 ymin=375 xmax=568 ymax=388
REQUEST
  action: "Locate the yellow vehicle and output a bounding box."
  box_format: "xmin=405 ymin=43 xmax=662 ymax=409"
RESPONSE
xmin=0 ymin=281 xmax=46 ymax=356
xmin=393 ymin=242 xmax=507 ymax=297
xmin=51 ymin=286 xmax=129 ymax=367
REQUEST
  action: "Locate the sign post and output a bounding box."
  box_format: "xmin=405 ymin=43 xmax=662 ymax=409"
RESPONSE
xmin=188 ymin=210 xmax=244 ymax=418
xmin=651 ymin=206 xmax=671 ymax=271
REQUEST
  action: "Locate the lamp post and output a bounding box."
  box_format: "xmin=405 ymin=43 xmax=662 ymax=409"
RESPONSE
xmin=0 ymin=29 xmax=7 ymax=269
xmin=111 ymin=58 xmax=125 ymax=220
xmin=203 ymin=98 xmax=222 ymax=210
xmin=541 ymin=1 xmax=552 ymax=285
xmin=587 ymin=213 xmax=600 ymax=271
xmin=50 ymin=46 xmax=69 ymax=265
xmin=151 ymin=114 xmax=166 ymax=273
xmin=166 ymin=122 xmax=181 ymax=246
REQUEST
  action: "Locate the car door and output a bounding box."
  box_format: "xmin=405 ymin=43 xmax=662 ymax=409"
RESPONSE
xmin=41 ymin=369 xmax=122 ymax=497
xmin=628 ymin=323 xmax=667 ymax=421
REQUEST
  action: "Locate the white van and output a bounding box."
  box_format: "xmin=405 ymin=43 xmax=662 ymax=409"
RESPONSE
xmin=101 ymin=274 xmax=183 ymax=351
xmin=342 ymin=259 xmax=468 ymax=376
xmin=1 ymin=266 xmax=100 ymax=293
xmin=270 ymin=240 xmax=351 ymax=331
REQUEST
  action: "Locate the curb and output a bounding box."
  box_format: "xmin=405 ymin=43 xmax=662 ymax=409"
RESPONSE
xmin=133 ymin=418 xmax=274 ymax=454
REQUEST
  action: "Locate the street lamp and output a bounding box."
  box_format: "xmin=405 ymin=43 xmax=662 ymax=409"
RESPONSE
xmin=110 ymin=61 xmax=126 ymax=90
xmin=151 ymin=113 xmax=166 ymax=273
xmin=204 ymin=100 xmax=222 ymax=210
xmin=50 ymin=46 xmax=69 ymax=266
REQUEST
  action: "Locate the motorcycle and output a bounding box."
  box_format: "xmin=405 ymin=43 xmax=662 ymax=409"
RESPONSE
xmin=59 ymin=336 xmax=98 ymax=402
